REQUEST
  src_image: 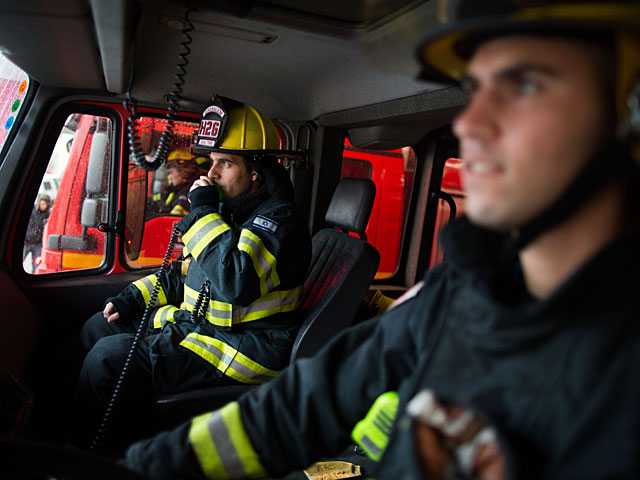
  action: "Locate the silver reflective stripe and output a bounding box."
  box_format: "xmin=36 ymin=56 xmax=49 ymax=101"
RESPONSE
xmin=230 ymin=287 xmax=302 ymax=322
xmin=180 ymin=334 xmax=277 ymax=384
xmin=133 ymin=274 xmax=167 ymax=306
xmin=152 ymin=305 xmax=178 ymax=329
xmin=238 ymin=231 xmax=278 ymax=294
xmin=206 ymin=410 xmax=248 ymax=478
xmin=183 ymin=284 xmax=302 ymax=326
xmin=183 ymin=214 xmax=229 ymax=258
xmin=184 ymin=285 xmax=232 ymax=326
xmin=359 ymin=435 xmax=383 ymax=457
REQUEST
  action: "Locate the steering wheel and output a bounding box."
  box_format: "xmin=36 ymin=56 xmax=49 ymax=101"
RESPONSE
xmin=0 ymin=439 xmax=146 ymax=480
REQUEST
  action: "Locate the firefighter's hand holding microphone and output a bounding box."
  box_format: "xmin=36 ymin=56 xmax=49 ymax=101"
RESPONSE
xmin=187 ymin=174 xmax=222 ymax=210
xmin=101 ymin=176 xmax=220 ymax=326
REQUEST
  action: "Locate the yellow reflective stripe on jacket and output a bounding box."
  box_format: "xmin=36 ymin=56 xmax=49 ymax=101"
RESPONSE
xmin=230 ymin=286 xmax=302 ymax=323
xmin=165 ymin=192 xmax=175 ymax=205
xmin=180 ymin=333 xmax=279 ymax=384
xmin=189 ymin=402 xmax=266 ymax=479
xmin=238 ymin=229 xmax=280 ymax=296
xmin=351 ymin=391 xmax=399 ymax=461
xmin=182 ymin=213 xmax=230 ymax=258
xmin=184 ymin=285 xmax=233 ymax=327
xmin=183 ymin=284 xmax=303 ymax=327
xmin=132 ymin=274 xmax=167 ymax=307
xmin=170 ymin=204 xmax=189 ymax=216
xmin=151 ymin=304 xmax=179 ymax=329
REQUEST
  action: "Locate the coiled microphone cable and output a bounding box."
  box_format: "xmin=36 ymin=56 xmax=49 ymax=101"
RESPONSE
xmin=90 ymin=225 xmax=180 ymax=451
xmin=124 ymin=7 xmax=196 ymax=171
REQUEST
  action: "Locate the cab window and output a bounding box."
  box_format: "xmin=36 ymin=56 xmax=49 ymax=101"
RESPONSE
xmin=24 ymin=114 xmax=113 ymax=274
xmin=124 ymin=117 xmax=203 ymax=268
xmin=340 ymin=139 xmax=416 ymax=279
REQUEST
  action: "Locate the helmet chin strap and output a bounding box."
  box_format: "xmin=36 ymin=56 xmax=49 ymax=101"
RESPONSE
xmin=513 ymin=137 xmax=636 ymax=250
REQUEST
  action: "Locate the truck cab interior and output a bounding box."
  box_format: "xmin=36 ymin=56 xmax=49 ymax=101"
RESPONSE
xmin=0 ymin=0 xmax=466 ymax=476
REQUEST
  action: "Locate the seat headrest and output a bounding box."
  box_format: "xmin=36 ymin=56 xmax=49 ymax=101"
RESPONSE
xmin=324 ymin=177 xmax=376 ymax=239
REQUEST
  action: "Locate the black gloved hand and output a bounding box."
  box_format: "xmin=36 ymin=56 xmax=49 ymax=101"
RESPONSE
xmin=187 ymin=185 xmax=219 ymax=211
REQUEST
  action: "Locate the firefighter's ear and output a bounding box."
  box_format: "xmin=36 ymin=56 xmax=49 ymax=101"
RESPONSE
xmin=251 ymin=170 xmax=259 ymax=182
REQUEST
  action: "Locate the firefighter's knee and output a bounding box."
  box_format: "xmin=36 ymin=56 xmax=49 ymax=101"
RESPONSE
xmin=80 ymin=311 xmax=111 ymax=352
xmin=82 ymin=335 xmax=133 ymax=397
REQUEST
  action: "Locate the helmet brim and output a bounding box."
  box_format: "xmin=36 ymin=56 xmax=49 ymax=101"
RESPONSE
xmin=416 ymin=3 xmax=640 ymax=83
xmin=190 ymin=145 xmax=305 ymax=160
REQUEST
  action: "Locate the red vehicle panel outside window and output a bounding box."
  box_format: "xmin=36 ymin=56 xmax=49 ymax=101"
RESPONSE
xmin=340 ymin=139 xmax=415 ymax=279
xmin=341 ymin=140 xmax=466 ymax=278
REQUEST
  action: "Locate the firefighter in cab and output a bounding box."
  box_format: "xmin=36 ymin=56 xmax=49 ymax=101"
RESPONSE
xmin=71 ymin=95 xmax=311 ymax=451
xmin=147 ymin=147 xmax=209 ymax=217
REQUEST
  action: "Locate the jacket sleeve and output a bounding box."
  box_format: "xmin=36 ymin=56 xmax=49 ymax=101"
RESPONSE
xmin=177 ymin=199 xmax=310 ymax=306
xmin=106 ymin=266 xmax=185 ymax=321
xmin=122 ymin=290 xmax=430 ymax=479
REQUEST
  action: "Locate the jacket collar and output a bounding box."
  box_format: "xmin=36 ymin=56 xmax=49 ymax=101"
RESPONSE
xmin=441 ymin=214 xmax=640 ymax=312
xmin=220 ymin=185 xmax=270 ymax=224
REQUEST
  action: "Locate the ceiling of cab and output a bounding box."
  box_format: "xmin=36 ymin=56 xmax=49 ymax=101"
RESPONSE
xmin=259 ymin=0 xmax=420 ymax=23
xmin=0 ymin=0 xmax=449 ymax=121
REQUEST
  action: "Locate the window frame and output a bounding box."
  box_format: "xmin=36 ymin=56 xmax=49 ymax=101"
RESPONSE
xmin=13 ymin=103 xmax=121 ymax=279
xmin=412 ymin=132 xmax=459 ymax=279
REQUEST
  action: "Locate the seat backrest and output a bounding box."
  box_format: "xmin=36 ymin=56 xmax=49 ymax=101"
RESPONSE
xmin=290 ymin=177 xmax=380 ymax=361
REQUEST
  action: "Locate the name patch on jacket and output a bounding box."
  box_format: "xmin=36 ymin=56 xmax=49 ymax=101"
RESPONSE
xmin=253 ymin=215 xmax=279 ymax=234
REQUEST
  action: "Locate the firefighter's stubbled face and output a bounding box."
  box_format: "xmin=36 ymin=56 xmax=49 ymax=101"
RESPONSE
xmin=453 ymin=35 xmax=613 ymax=231
xmin=206 ymin=152 xmax=259 ymax=200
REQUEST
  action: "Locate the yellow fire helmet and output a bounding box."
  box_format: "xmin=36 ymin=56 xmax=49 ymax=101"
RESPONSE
xmin=416 ymin=0 xmax=640 ymax=159
xmin=191 ymin=94 xmax=303 ymax=159
xmin=165 ymin=147 xmax=202 ymax=178
xmin=167 ymin=147 xmax=193 ymax=163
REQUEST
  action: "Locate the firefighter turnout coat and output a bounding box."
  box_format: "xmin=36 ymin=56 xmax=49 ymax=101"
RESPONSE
xmin=108 ymin=165 xmax=311 ymax=387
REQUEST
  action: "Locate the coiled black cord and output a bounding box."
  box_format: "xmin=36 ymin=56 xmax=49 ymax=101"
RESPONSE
xmin=90 ymin=225 xmax=181 ymax=451
xmin=124 ymin=7 xmax=197 ymax=171
xmin=190 ymin=280 xmax=211 ymax=324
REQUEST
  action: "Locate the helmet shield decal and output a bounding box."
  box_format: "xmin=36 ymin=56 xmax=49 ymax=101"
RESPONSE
xmin=192 ymin=95 xmax=242 ymax=155
xmin=190 ymin=93 xmax=306 ymax=160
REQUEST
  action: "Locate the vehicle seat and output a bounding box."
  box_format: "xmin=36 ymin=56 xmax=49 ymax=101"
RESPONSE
xmin=153 ymin=177 xmax=380 ymax=425
xmin=291 ymin=176 xmax=379 ymax=360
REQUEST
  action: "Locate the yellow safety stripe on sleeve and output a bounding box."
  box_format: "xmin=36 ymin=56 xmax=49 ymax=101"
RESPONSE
xmin=165 ymin=192 xmax=175 ymax=206
xmin=183 ymin=284 xmax=303 ymax=327
xmin=180 ymin=333 xmax=279 ymax=384
xmin=351 ymin=391 xmax=399 ymax=461
xmin=151 ymin=304 xmax=179 ymax=329
xmin=132 ymin=274 xmax=167 ymax=307
xmin=182 ymin=213 xmax=230 ymax=259
xmin=171 ymin=204 xmax=189 ymax=216
xmin=189 ymin=402 xmax=267 ymax=479
xmin=237 ymin=229 xmax=280 ymax=296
